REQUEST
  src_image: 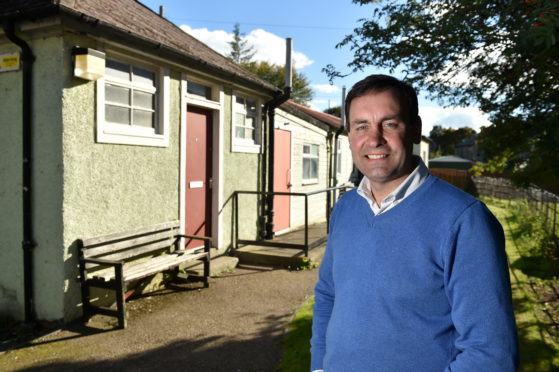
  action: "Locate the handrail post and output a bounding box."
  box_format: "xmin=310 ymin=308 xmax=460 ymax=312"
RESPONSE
xmin=304 ymin=194 xmax=309 ymax=257
xmin=234 ymin=192 xmax=238 ymax=250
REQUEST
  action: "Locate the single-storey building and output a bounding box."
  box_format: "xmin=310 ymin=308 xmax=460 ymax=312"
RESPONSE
xmin=0 ymin=0 xmax=354 ymax=325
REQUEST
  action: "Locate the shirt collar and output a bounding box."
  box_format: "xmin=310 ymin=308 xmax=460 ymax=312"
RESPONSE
xmin=356 ymin=156 xmax=429 ymax=215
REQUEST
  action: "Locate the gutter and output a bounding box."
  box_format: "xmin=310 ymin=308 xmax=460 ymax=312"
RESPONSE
xmin=262 ymin=38 xmax=292 ymax=239
xmin=3 ymin=22 xmax=36 ymax=324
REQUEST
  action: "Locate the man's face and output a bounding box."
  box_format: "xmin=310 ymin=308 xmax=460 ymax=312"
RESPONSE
xmin=348 ymin=90 xmax=421 ymax=190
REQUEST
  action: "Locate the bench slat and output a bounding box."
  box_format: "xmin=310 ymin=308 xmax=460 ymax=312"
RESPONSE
xmin=124 ymin=252 xmax=207 ymax=282
xmin=81 ymin=220 xmax=180 ymax=247
xmin=85 ymin=238 xmax=177 ymax=272
xmin=89 ymin=251 xmax=207 ymax=282
xmin=83 ymin=229 xmax=178 ymax=258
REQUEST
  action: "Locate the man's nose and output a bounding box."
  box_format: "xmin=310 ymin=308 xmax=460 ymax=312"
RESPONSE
xmin=365 ymin=127 xmax=386 ymax=147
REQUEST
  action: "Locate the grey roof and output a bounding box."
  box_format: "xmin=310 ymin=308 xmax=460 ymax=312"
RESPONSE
xmin=1 ymin=0 xmax=280 ymax=95
xmin=429 ymin=155 xmax=473 ymax=163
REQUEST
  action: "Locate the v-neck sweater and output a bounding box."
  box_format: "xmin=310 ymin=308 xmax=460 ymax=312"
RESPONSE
xmin=311 ymin=175 xmax=518 ymax=372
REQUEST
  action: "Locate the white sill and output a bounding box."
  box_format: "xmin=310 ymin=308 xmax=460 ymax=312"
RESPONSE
xmin=232 ymin=141 xmax=261 ymax=154
xmin=302 ymin=179 xmax=319 ymax=185
xmin=97 ymin=123 xmax=169 ymax=147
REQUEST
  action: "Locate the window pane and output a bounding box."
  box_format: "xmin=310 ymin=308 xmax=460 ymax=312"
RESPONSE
xmin=310 ymin=144 xmax=319 ymax=156
xmin=235 ymin=113 xmax=245 ymax=126
xmin=132 ymin=66 xmax=155 ymax=87
xmin=106 ymin=105 xmax=130 ymax=124
xmin=303 ymin=158 xmax=310 ymax=180
xmin=246 ymin=98 xmax=257 ymax=115
xmin=236 ymin=96 xmax=245 ymax=105
xmin=133 ymin=109 xmax=154 ymax=128
xmin=106 ymin=59 xmax=130 ymax=81
xmin=310 ymin=158 xmax=318 ymax=179
xmin=133 ymin=90 xmax=154 ymax=110
xmin=303 ymin=145 xmax=310 ymax=154
xmin=187 ymin=81 xmax=212 ymax=100
xmin=235 ymin=126 xmax=245 ymax=139
xmin=105 ymin=84 xmax=130 ymax=105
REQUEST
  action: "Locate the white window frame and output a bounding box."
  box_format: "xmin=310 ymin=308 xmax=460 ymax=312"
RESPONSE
xmin=302 ymin=143 xmax=319 ymax=184
xmin=336 ymin=138 xmax=343 ymax=177
xmin=231 ymin=92 xmax=261 ymax=153
xmin=96 ymin=55 xmax=170 ymax=147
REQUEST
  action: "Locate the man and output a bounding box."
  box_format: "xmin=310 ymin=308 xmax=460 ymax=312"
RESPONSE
xmin=310 ymin=75 xmax=518 ymax=371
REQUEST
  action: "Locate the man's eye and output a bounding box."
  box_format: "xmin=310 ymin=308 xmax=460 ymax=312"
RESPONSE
xmin=383 ymin=122 xmax=398 ymax=129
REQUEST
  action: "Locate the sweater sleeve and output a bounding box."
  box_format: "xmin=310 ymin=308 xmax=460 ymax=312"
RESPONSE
xmin=310 ymin=201 xmax=339 ymax=371
xmin=443 ymin=201 xmax=518 ymax=371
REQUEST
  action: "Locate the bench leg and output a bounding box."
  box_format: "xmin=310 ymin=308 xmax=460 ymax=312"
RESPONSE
xmin=203 ymin=241 xmax=210 ymax=288
xmin=81 ymin=283 xmax=92 ymax=323
xmin=115 ymin=265 xmax=127 ymax=329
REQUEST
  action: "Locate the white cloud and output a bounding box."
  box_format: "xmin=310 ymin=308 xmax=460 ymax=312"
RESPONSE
xmin=419 ymin=106 xmax=491 ymax=136
xmin=180 ymin=25 xmax=313 ymax=69
xmin=312 ymin=84 xmax=340 ymax=94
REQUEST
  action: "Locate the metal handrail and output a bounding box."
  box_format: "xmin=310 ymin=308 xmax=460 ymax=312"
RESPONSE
xmin=233 ymin=185 xmax=353 ymax=256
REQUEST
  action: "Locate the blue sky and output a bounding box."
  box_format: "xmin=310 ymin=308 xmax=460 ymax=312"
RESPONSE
xmin=139 ymin=0 xmax=490 ymax=135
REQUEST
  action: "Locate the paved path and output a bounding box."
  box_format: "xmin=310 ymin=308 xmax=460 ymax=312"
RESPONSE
xmin=1 ymin=265 xmax=318 ymax=372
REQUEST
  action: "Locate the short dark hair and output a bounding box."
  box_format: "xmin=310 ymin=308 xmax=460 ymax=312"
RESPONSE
xmin=344 ymin=74 xmax=419 ymax=131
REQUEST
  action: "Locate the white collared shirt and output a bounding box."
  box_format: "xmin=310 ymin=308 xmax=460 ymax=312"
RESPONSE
xmin=356 ymin=156 xmax=429 ymax=215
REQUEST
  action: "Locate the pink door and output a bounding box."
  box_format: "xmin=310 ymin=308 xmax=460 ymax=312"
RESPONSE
xmin=274 ymin=129 xmax=291 ymax=232
xmin=185 ymin=106 xmax=213 ymax=249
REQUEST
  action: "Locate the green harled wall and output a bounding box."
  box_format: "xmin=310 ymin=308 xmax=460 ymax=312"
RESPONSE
xmin=220 ymin=88 xmax=263 ymax=249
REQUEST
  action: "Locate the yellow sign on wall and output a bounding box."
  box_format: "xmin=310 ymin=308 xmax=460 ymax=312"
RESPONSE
xmin=0 ymin=53 xmax=20 ymax=72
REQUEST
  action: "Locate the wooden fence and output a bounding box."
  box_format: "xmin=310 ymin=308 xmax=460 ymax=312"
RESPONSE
xmin=474 ymin=176 xmax=559 ymax=237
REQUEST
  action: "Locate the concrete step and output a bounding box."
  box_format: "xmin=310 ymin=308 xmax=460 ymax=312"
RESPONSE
xmin=233 ymin=243 xmax=326 ymax=269
xmin=181 ymin=254 xmax=239 ymax=278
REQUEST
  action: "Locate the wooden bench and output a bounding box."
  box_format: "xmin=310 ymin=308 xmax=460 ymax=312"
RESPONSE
xmin=78 ymin=220 xmax=210 ymax=328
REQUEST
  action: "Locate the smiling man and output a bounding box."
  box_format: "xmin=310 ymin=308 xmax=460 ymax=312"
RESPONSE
xmin=310 ymin=75 xmax=518 ymax=372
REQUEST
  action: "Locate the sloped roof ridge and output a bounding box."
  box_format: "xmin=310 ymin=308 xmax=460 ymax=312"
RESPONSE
xmin=2 ymin=0 xmax=278 ymax=93
xmin=285 ymin=100 xmax=342 ymax=129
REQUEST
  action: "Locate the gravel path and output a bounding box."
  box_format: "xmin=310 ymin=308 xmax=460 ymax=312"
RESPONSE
xmin=1 ymin=265 xmax=318 ymax=372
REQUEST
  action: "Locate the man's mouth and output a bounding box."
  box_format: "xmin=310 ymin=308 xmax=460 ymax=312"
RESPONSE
xmin=365 ymin=154 xmax=388 ymax=160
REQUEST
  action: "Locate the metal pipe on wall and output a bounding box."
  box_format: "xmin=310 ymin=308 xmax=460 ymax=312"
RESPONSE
xmin=3 ymin=22 xmax=37 ymax=324
xmin=263 ymin=38 xmax=292 ymax=239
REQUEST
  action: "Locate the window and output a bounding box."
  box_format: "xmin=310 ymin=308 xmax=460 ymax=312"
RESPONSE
xmin=187 ymin=81 xmax=212 ymax=100
xmin=336 ymin=138 xmax=342 ymax=176
xmin=96 ymin=56 xmax=169 ymax=147
xmin=232 ymin=93 xmax=260 ymax=153
xmin=302 ymin=143 xmax=319 ymax=183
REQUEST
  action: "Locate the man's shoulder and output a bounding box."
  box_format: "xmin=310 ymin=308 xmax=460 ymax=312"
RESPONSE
xmin=424 ymin=175 xmax=478 ymax=207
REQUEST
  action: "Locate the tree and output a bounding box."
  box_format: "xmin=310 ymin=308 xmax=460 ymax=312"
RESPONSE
xmin=228 ymin=23 xmax=255 ymax=64
xmin=323 ymin=106 xmax=341 ymax=117
xmin=325 ymin=0 xmax=559 ymax=189
xmin=242 ymin=61 xmax=314 ymax=106
xmin=429 ymin=125 xmax=476 ymax=156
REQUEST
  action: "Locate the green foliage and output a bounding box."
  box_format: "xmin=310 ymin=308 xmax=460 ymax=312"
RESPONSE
xmin=228 ymin=23 xmax=256 ymax=64
xmin=323 ymin=106 xmax=341 ymax=117
xmin=241 ymin=61 xmax=314 ymax=105
xmin=278 ymin=297 xmax=314 ymax=372
xmin=470 ymin=152 xmax=511 ymax=177
xmin=429 ymin=125 xmax=476 ymax=155
xmin=327 ymin=0 xmax=559 ymax=190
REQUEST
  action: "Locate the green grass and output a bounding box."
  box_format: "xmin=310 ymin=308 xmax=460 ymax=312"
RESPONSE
xmin=278 ymin=296 xmax=314 ymax=372
xmin=485 ymin=197 xmax=559 ymax=371
xmin=278 ymin=197 xmax=559 ymax=371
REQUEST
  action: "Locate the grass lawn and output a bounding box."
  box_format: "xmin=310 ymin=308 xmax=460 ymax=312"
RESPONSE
xmin=278 ymin=198 xmax=559 ymax=372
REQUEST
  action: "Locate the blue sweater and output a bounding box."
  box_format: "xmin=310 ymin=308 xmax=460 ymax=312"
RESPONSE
xmin=311 ymin=176 xmax=518 ymax=371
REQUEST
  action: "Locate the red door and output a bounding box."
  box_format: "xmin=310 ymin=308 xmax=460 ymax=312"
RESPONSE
xmin=274 ymin=129 xmax=291 ymax=232
xmin=185 ymin=106 xmax=213 ymax=249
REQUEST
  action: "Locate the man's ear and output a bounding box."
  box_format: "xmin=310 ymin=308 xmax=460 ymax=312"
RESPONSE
xmin=412 ymin=116 xmax=422 ymax=144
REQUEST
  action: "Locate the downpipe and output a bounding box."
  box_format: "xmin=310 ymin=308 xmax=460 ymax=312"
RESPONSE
xmin=3 ymin=22 xmax=37 ymax=324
